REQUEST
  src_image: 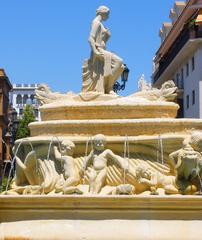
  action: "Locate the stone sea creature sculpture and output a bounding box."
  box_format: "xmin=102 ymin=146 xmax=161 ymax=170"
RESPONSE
xmin=169 ymin=140 xmax=202 ymax=194
xmin=54 ymin=140 xmax=82 ymax=194
xmin=35 ymin=84 xmax=64 ymax=105
xmin=130 ymin=80 xmax=177 ymax=102
xmin=82 ymin=134 xmax=128 ymax=194
xmin=11 ymin=150 xmax=60 ymax=194
xmin=82 ymin=6 xmax=124 ymax=94
xmin=35 ymin=84 xmax=76 ymax=105
xmin=6 ymin=140 xmax=82 ymax=195
xmin=35 ymin=80 xmax=178 ymax=106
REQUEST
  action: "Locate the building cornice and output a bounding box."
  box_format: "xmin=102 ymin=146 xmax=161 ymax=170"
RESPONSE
xmin=155 ymin=0 xmax=198 ymax=62
xmin=153 ymin=38 xmax=202 ymax=87
xmin=0 ymin=69 xmax=12 ymax=90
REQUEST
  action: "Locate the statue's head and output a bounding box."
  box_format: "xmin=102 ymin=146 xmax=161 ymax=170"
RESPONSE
xmin=189 ymin=131 xmax=202 ymax=152
xmin=35 ymin=84 xmax=52 ymax=105
xmin=136 ymin=165 xmax=152 ymax=180
xmin=93 ymin=134 xmax=106 ymax=151
xmin=160 ymin=80 xmax=177 ymax=101
xmin=182 ymin=138 xmax=192 ymax=148
xmin=36 ymin=84 xmax=51 ymax=93
xmin=61 ymin=140 xmax=75 ymax=156
xmin=96 ymin=6 xmax=110 ymax=21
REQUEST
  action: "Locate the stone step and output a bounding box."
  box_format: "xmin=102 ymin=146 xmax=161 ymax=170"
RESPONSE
xmin=29 ymin=118 xmax=202 ymax=137
xmin=40 ymin=101 xmax=178 ymax=120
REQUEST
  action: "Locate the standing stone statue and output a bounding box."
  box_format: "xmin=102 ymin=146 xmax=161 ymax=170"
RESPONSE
xmin=82 ymin=6 xmax=124 ymax=94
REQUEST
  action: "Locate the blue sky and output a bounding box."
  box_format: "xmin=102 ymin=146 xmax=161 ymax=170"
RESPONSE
xmin=0 ymin=1 xmax=174 ymax=96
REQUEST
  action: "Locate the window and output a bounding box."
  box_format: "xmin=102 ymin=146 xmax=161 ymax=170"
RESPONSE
xmin=30 ymin=94 xmax=35 ymax=104
xmin=192 ymin=56 xmax=195 ymax=71
xmin=186 ymin=63 xmax=189 ymax=77
xmin=16 ymin=94 xmax=22 ymax=104
xmin=180 ymin=68 xmax=184 ymax=88
xmin=192 ymin=90 xmax=195 ymax=105
xmin=23 ymin=95 xmax=28 ymax=104
xmin=186 ymin=95 xmax=189 ymax=109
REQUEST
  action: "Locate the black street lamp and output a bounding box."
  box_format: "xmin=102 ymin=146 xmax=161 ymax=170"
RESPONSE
xmin=113 ymin=64 xmax=130 ymax=93
xmin=12 ymin=108 xmax=17 ymax=121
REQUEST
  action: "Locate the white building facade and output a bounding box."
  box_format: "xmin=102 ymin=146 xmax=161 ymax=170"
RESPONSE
xmin=152 ymin=0 xmax=202 ymax=118
xmin=10 ymin=83 xmax=40 ymax=120
xmin=172 ymin=48 xmax=202 ymax=118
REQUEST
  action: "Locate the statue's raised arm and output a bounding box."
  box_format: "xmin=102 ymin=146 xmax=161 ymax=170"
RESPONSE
xmin=82 ymin=6 xmax=124 ymax=94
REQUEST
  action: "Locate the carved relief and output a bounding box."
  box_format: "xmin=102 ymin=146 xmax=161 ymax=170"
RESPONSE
xmin=53 ymin=140 xmax=82 ymax=194
xmin=129 ymin=80 xmax=177 ymax=102
xmin=35 ymin=80 xmax=177 ymax=106
xmin=134 ymin=165 xmax=178 ymax=195
xmin=12 ymin=150 xmax=60 ymax=195
xmin=4 ymin=134 xmax=194 ymax=196
xmin=82 ymin=134 xmax=128 ymax=194
xmin=169 ymin=135 xmax=202 ymax=194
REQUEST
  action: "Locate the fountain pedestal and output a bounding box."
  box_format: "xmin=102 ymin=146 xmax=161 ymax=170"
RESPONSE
xmin=2 ymin=4 xmax=202 ymax=238
xmin=1 ymin=195 xmax=202 ymax=239
xmin=1 ymin=94 xmax=202 ymax=239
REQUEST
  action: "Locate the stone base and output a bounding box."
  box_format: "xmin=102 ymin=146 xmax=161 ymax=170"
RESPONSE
xmin=1 ymin=195 xmax=202 ymax=239
xmin=1 ymin=219 xmax=201 ymax=240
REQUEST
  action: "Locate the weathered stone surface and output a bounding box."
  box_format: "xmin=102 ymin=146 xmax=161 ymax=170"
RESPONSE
xmin=40 ymin=101 xmax=178 ymax=120
xmin=1 ymin=195 xmax=202 ymax=240
xmin=29 ymin=118 xmax=202 ymax=137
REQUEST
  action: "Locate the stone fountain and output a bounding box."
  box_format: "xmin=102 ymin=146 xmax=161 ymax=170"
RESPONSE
xmin=1 ymin=5 xmax=202 ymax=240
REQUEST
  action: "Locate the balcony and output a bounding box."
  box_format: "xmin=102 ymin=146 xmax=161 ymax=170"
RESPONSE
xmin=153 ymin=24 xmax=202 ymax=84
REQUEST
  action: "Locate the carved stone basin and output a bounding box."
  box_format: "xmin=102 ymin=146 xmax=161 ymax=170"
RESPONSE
xmin=29 ymin=118 xmax=202 ymax=137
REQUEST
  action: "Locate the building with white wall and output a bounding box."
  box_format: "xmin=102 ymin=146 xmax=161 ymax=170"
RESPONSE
xmin=152 ymin=0 xmax=202 ymax=118
xmin=9 ymin=83 xmax=40 ymax=120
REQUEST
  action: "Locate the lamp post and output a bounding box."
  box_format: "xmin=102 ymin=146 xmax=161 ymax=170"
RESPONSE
xmin=113 ymin=64 xmax=130 ymax=93
xmin=4 ymin=132 xmax=11 ymax=162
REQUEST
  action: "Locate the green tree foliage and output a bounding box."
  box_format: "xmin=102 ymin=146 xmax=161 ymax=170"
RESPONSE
xmin=0 ymin=176 xmax=10 ymax=192
xmin=16 ymin=105 xmax=36 ymax=139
